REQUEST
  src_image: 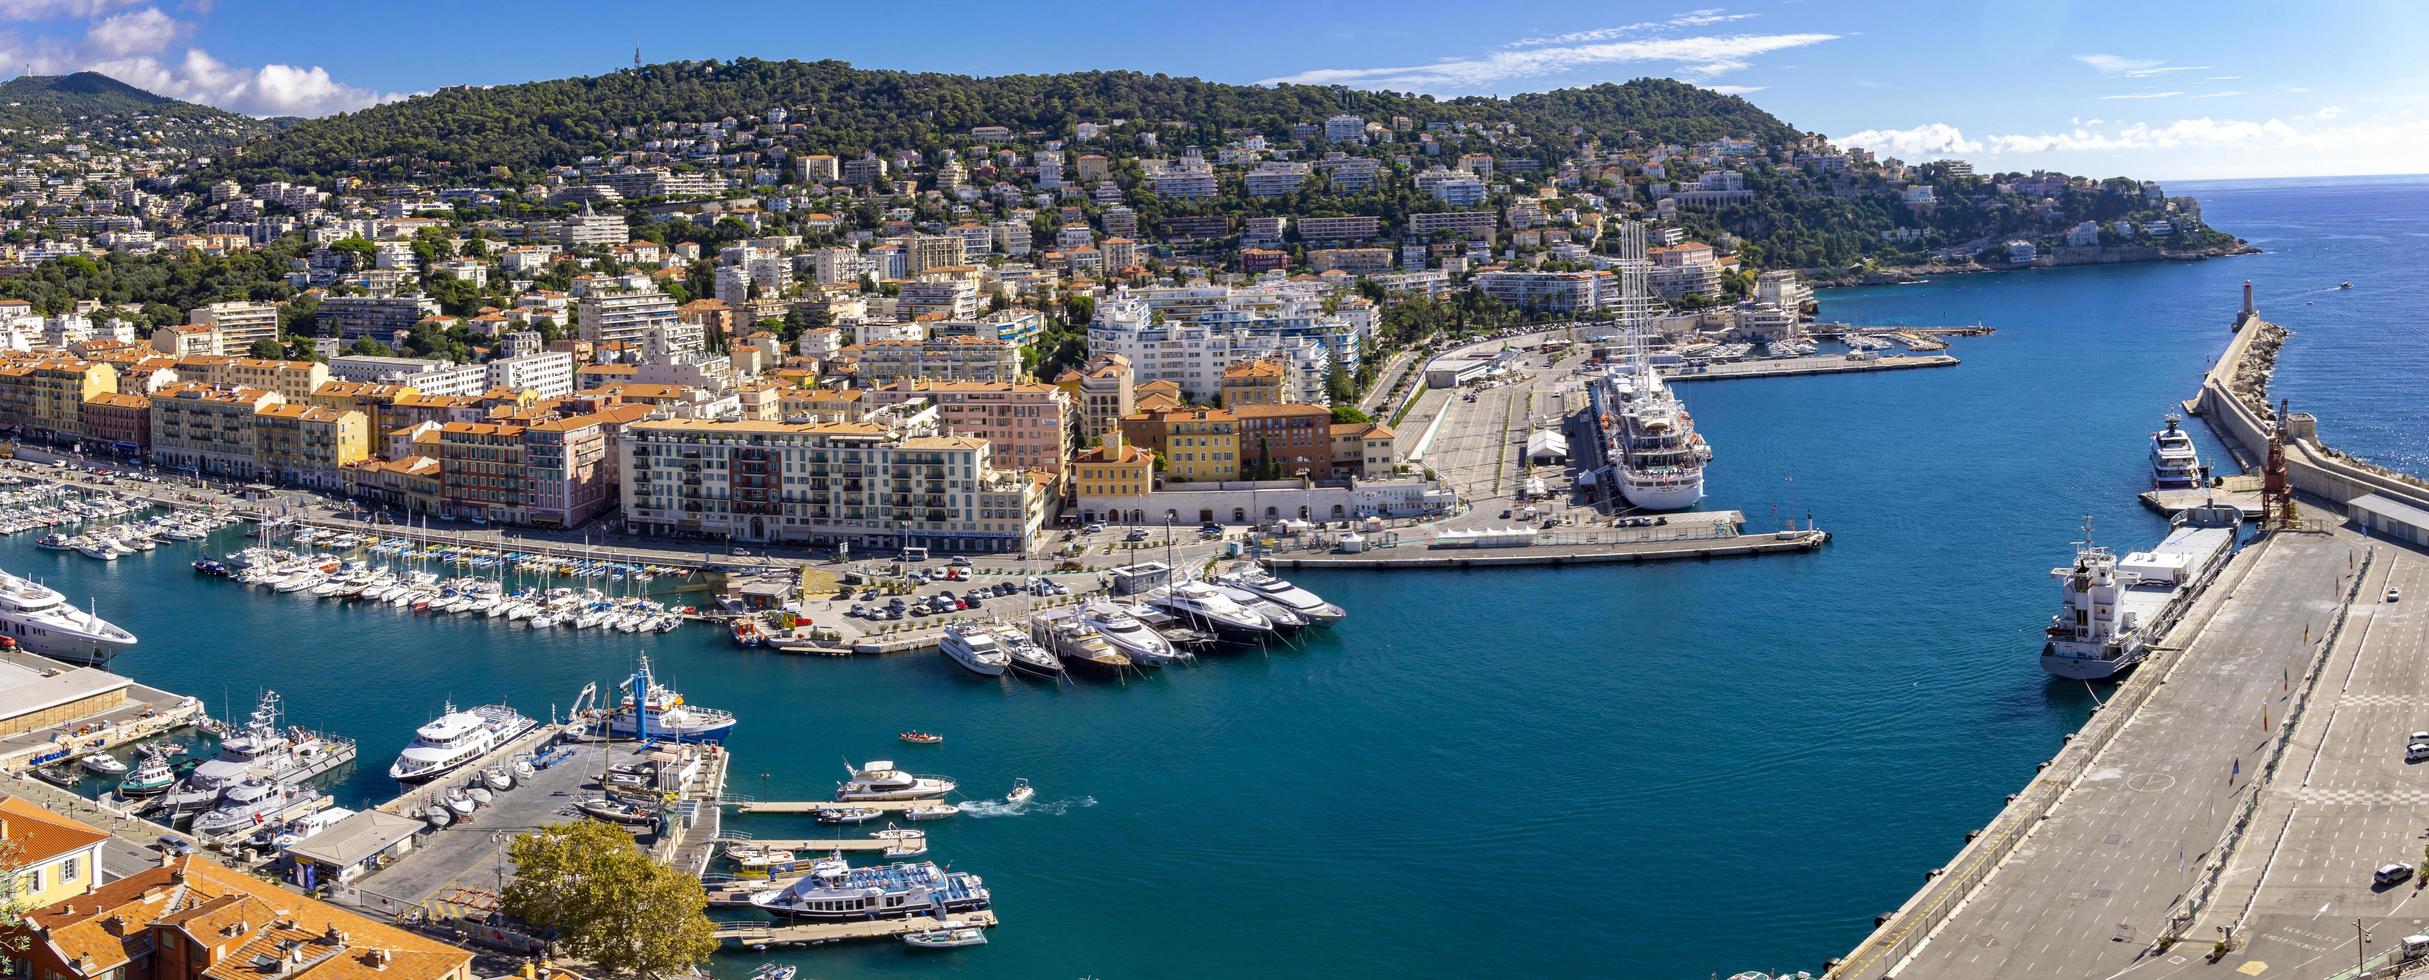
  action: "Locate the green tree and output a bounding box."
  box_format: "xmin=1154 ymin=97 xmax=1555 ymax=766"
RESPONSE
xmin=248 ymin=338 xmax=285 ymax=359
xmin=501 ymin=821 xmax=718 ymax=979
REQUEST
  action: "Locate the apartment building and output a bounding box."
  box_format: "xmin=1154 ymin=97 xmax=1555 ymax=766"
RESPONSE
xmin=1309 ymin=247 xmax=1394 ymax=275
xmin=148 ymin=383 xmax=282 ymax=476
xmin=1071 ymin=430 xmax=1155 ymax=524
xmin=618 ymin=418 xmax=1047 ymax=554
xmin=1472 ymin=269 xmax=1613 ymax=313
xmin=1218 ymin=358 xmax=1294 ymax=407
xmin=317 ymin=295 xmax=441 ymax=342
xmin=1407 ymin=210 xmax=1499 ymax=241
xmin=307 ymin=380 xmax=418 ymax=435
xmin=1296 ymin=215 xmax=1382 ymax=242
xmin=485 ymin=349 xmax=577 ymax=398
xmin=78 ymin=391 xmax=150 ymax=451
xmin=186 ymin=299 xmax=279 ymax=350
xmin=1330 ymin=420 xmax=1399 ymax=479
xmin=845 ymin=335 xmax=1023 ymax=386
xmin=0 ymin=795 xmax=107 ymax=910
xmin=1648 ymin=241 xmax=1724 ymax=300
xmin=1054 ymin=352 xmax=1134 ymax=445
xmin=0 ymin=357 xmax=117 ymax=439
xmin=327 ymin=355 xmax=487 ymax=397
xmin=904 ymin=234 xmax=966 ymax=275
xmin=864 ymin=378 xmax=1075 ymax=479
xmin=1230 ymin=402 xmax=1334 ymax=478
xmin=576 ymin=284 xmax=681 ymax=347
xmin=252 ymin=403 xmax=370 ymax=490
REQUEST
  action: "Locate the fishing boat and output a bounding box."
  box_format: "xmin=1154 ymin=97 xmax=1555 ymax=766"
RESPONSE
xmin=421 ymin=805 xmax=452 ymax=830
xmin=813 ymin=806 xmax=882 ymax=825
xmin=902 ymin=924 xmax=989 ymax=949
xmin=77 ymin=752 xmax=127 ymax=776
xmin=117 ymin=748 xmax=177 ymax=797
xmin=898 ymin=730 xmax=943 ymax=745
xmin=443 ymin=789 xmax=477 ymax=816
xmin=1004 ymin=778 xmax=1034 ymax=806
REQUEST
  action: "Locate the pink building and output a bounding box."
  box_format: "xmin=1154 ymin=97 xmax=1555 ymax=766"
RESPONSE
xmin=865 ymin=379 xmax=1074 ymax=482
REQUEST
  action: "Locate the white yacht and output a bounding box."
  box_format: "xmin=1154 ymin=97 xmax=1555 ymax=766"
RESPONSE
xmin=0 ymin=568 xmax=137 ymax=664
xmin=835 ymin=761 xmax=957 ymax=801
xmin=2149 ymin=415 xmax=2204 ymax=490
xmin=2042 ymin=504 xmax=2243 ymax=680
xmin=748 ymin=855 xmax=990 ymax=922
xmin=1214 ymin=565 xmax=1345 ymax=625
xmin=1077 ymin=600 xmax=1186 ymax=666
xmin=1146 ymin=580 xmax=1274 ymax=639
xmin=937 ymin=622 xmax=1010 ymax=677
xmin=389 ymin=703 xmax=536 ymax=782
xmin=1589 ymin=220 xmax=1710 ymax=511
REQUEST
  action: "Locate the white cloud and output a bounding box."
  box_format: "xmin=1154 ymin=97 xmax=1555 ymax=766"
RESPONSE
xmin=1503 ymin=9 xmax=1758 ymax=48
xmin=0 ymin=6 xmax=406 ymax=116
xmin=2206 ymin=75 xmax=2241 ymax=81
xmin=0 ymin=0 xmax=138 ymax=18
xmin=2074 ymin=53 xmax=2163 ymax=75
xmin=2288 ymin=86 xmax=2311 ymax=94
xmin=2124 ymin=65 xmax=2209 ymax=77
xmin=81 ymin=6 xmax=181 ymax=57
xmin=2195 ymin=91 xmax=2245 ymax=99
xmin=1836 ymin=122 xmax=1982 ymax=158
xmin=1262 ymin=31 xmax=1839 ymax=90
xmin=2315 ymin=105 xmax=2344 ymax=120
xmin=1708 ymin=85 xmax=1766 ymax=95
xmin=2098 ymin=91 xmax=2183 ymax=100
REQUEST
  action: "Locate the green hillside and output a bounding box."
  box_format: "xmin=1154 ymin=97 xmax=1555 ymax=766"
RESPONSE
xmin=0 ymin=71 xmax=273 ymax=152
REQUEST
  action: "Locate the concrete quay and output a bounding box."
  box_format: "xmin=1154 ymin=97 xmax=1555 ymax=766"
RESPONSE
xmin=1664 ymin=353 xmax=1959 ymax=383
xmin=1838 ymin=520 xmax=2366 ymax=979
xmin=714 ymin=909 xmax=998 ymax=948
xmin=1267 ymin=527 xmax=1828 ymax=569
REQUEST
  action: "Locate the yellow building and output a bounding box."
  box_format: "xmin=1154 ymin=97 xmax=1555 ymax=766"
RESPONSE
xmin=175 ymin=355 xmax=327 ymax=400
xmin=1219 ymin=357 xmax=1291 ymax=407
xmin=1073 ymin=429 xmax=1156 ymax=505
xmin=309 ymin=380 xmax=420 ymax=434
xmin=0 ymin=795 xmax=107 ymax=909
xmin=148 ymin=383 xmax=283 ymax=476
xmin=0 ymin=358 xmax=119 ymax=440
xmin=253 ymin=404 xmax=370 ymax=490
xmin=1163 ymin=408 xmax=1239 ymax=483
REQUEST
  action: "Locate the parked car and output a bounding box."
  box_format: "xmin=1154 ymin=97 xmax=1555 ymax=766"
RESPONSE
xmin=949 ymin=556 xmax=972 ymax=567
xmin=2390 ymin=587 xmax=2403 ymax=603
xmin=2407 ymin=741 xmax=2429 ymax=763
xmin=2380 ymin=863 xmax=2417 ymax=886
xmin=1083 ymin=522 xmax=1106 ymax=534
xmin=1126 ymin=528 xmax=1151 ymax=542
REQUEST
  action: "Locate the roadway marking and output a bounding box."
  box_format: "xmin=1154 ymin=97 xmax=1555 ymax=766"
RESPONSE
xmin=2129 ymin=772 xmax=2179 ymax=793
xmin=2237 ymin=961 xmax=2268 ymax=975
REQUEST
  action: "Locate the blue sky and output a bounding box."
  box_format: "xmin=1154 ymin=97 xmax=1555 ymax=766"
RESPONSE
xmin=2 ymin=0 xmax=2424 ymax=180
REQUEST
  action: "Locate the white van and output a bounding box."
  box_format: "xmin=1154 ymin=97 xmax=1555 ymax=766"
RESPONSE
xmin=2405 ymin=934 xmax=2429 ymax=961
xmin=2409 ymin=740 xmax=2429 ymax=763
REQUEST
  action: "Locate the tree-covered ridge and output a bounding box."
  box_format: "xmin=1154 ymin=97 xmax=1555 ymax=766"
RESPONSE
xmin=224 ymin=59 xmax=1800 ymax=179
xmin=0 ymin=72 xmax=273 ymax=152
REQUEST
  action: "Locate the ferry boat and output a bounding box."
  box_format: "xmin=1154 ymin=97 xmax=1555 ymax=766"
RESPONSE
xmin=389 ymin=703 xmax=536 ymax=782
xmin=2042 ymin=503 xmax=2244 ymax=680
xmin=747 ymin=854 xmax=990 ymax=922
xmin=2148 ymin=416 xmax=2204 ymax=490
xmin=0 ymin=568 xmax=137 ymax=664
xmin=602 ymin=656 xmax=735 ymax=743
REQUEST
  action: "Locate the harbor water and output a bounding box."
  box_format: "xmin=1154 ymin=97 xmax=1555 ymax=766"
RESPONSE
xmin=9 ymin=175 xmax=2424 ymax=977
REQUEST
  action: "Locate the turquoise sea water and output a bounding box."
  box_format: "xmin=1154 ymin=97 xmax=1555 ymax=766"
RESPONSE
xmin=8 ymin=175 xmax=2423 ymax=977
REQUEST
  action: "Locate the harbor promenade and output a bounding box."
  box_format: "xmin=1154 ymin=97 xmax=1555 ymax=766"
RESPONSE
xmin=1841 ymin=521 xmax=2365 ymax=979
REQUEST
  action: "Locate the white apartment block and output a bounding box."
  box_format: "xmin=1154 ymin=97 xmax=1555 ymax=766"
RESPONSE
xmin=187 ymin=300 xmax=280 ymax=350
xmin=576 ymin=287 xmax=680 ymax=346
xmin=327 ymin=354 xmax=490 ymax=396
xmin=486 ymin=350 xmax=577 ymax=398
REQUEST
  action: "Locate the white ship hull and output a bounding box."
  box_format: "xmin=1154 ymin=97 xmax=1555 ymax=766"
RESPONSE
xmin=2040 ymin=646 xmax=2136 ymax=681
xmin=1619 ymin=475 xmax=1704 ymax=512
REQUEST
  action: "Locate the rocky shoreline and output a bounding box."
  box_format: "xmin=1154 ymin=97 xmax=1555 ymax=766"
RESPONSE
xmin=1802 ymin=241 xmax=2260 ymax=288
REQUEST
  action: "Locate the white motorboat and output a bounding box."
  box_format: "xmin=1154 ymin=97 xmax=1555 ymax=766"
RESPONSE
xmin=483 ymin=767 xmax=513 ymax=791
xmin=443 ymin=789 xmax=476 ymax=816
xmin=1215 ymin=565 xmax=1346 ymax=625
xmin=2149 ymin=415 xmax=2204 ymax=490
xmin=77 ymin=752 xmax=127 ymax=776
xmin=0 ymin=568 xmax=138 ymax=664
xmin=1078 ymin=599 xmax=1186 ymax=666
xmin=902 ymin=924 xmax=988 ymax=949
xmin=937 ymin=622 xmax=1010 ymax=677
xmin=904 ymin=803 xmax=958 ymax=821
xmin=836 ymin=760 xmax=956 ymax=801
xmin=388 ymin=703 xmax=537 ymax=782
xmin=1004 ymin=777 xmax=1034 ymax=806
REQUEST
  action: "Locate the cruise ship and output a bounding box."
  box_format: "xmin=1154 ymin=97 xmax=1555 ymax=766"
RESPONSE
xmin=748 ymin=854 xmax=990 ymax=921
xmin=0 ymin=568 xmax=136 ymax=665
xmin=2149 ymin=416 xmax=2204 ymax=490
xmin=2041 ymin=502 xmax=2243 ymax=680
xmin=1586 ymin=219 xmax=1710 ymax=511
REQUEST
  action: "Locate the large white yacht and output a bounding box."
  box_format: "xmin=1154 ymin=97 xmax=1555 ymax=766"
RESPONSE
xmin=389 ymin=703 xmax=535 ymax=782
xmin=937 ymin=622 xmax=1010 ymax=677
xmin=1214 ymin=564 xmax=1345 ymax=626
xmin=1077 ymin=600 xmax=1186 ymax=667
xmin=835 ymin=761 xmax=956 ymax=801
xmin=0 ymin=568 xmax=136 ymax=665
xmin=1146 ymin=580 xmax=1274 ymax=639
xmin=2148 ymin=415 xmax=2204 ymax=490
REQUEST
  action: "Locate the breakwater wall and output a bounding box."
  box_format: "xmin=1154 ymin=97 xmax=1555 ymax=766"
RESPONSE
xmin=2190 ymin=306 xmax=2429 ymax=515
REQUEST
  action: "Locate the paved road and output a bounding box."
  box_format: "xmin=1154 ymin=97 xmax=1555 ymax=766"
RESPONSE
xmin=1894 ymin=528 xmax=2358 ymax=979
xmin=2190 ymin=537 xmax=2429 ymax=979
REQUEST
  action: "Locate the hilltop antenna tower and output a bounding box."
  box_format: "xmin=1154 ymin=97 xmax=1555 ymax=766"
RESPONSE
xmin=633 ymin=45 xmax=641 ymax=69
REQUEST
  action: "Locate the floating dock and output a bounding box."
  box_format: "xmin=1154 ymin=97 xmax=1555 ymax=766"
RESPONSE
xmin=730 ymin=799 xmax=956 ymax=815
xmin=1665 ymin=353 xmax=1958 ymax=382
xmin=714 ymin=910 xmax=998 ymax=948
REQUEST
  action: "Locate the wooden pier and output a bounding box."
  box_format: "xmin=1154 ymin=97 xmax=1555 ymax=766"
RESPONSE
xmin=730 ymin=798 xmax=955 ymax=815
xmin=713 ymin=910 xmax=998 ymax=948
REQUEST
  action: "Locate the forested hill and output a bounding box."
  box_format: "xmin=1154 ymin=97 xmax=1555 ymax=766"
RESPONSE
xmin=223 ymin=58 xmax=1802 ymax=179
xmin=0 ymin=72 xmax=272 ymax=152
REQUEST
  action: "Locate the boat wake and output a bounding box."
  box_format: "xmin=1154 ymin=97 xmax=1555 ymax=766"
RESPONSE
xmin=957 ymin=795 xmax=1097 ymax=819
